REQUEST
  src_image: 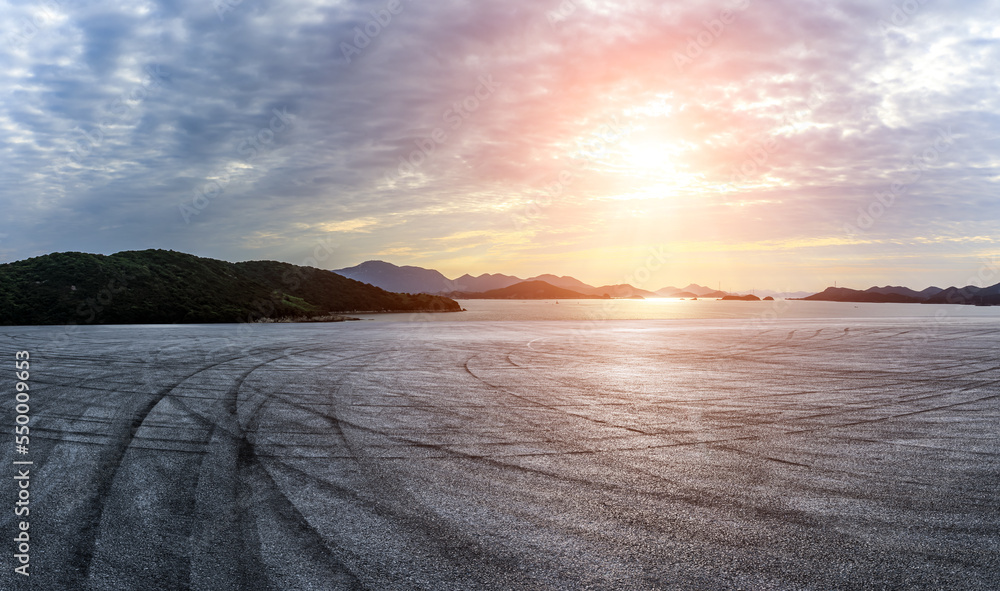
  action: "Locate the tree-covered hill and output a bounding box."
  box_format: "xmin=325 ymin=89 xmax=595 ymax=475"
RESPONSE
xmin=0 ymin=249 xmax=461 ymax=325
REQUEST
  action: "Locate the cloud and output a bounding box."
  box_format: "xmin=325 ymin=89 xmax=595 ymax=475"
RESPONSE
xmin=0 ymin=0 xmax=998 ymax=289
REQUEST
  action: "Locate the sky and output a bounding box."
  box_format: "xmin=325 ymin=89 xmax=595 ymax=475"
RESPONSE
xmin=1 ymin=0 xmax=998 ymax=292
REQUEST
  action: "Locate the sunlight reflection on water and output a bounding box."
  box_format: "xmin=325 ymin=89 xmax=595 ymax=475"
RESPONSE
xmin=352 ymin=299 xmax=1000 ymax=322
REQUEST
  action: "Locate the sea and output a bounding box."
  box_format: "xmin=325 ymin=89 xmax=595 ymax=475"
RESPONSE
xmin=352 ymin=298 xmax=1000 ymax=322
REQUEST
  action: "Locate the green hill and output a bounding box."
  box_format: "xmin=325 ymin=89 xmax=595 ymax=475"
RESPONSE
xmin=0 ymin=249 xmax=461 ymax=325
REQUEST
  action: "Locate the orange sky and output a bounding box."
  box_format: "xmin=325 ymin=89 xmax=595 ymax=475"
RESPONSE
xmin=3 ymin=0 xmax=998 ymax=291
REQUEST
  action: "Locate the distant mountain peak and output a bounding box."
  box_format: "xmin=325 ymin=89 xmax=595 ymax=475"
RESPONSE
xmin=799 ymin=282 xmax=996 ymax=304
xmin=864 ymin=285 xmax=945 ymax=299
xmin=333 ymin=260 xmax=455 ymax=294
xmin=446 ymin=280 xmax=606 ymax=300
xmin=524 ymin=274 xmax=596 ymax=293
xmin=333 ymin=261 xmax=523 ymax=294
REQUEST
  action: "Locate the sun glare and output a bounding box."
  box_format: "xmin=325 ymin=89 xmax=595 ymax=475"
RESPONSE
xmin=620 ymin=138 xmax=682 ymax=175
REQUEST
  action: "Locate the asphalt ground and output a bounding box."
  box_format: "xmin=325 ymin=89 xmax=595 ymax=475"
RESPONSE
xmin=1 ymin=318 xmax=998 ymax=589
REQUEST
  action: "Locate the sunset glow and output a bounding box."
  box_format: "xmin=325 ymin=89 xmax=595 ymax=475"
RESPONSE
xmin=2 ymin=0 xmax=998 ymax=291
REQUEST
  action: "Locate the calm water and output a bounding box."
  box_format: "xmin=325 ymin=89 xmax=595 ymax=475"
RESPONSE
xmin=353 ymin=298 xmax=1000 ymax=322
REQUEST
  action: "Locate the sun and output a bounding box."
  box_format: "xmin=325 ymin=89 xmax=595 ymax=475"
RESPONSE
xmin=601 ymin=133 xmax=711 ymax=196
xmin=621 ymin=138 xmax=681 ymax=175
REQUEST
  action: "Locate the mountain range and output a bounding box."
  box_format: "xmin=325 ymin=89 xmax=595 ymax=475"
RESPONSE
xmin=657 ymin=284 xmax=730 ymax=298
xmin=732 ymin=289 xmax=817 ymax=299
xmin=334 ymin=261 xmax=742 ymax=299
xmin=801 ymin=284 xmax=999 ymax=306
xmin=5 ymin=252 xmax=994 ymax=326
xmin=802 ymin=287 xmax=926 ymax=304
xmin=446 ymin=281 xmax=610 ymax=300
xmin=334 ymin=260 xmax=1000 ymax=307
xmin=926 ymin=284 xmax=1000 ymax=305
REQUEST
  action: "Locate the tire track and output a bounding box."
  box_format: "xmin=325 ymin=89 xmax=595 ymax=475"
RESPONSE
xmin=63 ymin=351 xmax=247 ymax=589
xmin=241 ymin=348 xmax=542 ymax=589
xmin=187 ymin=344 xmax=368 ymax=590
